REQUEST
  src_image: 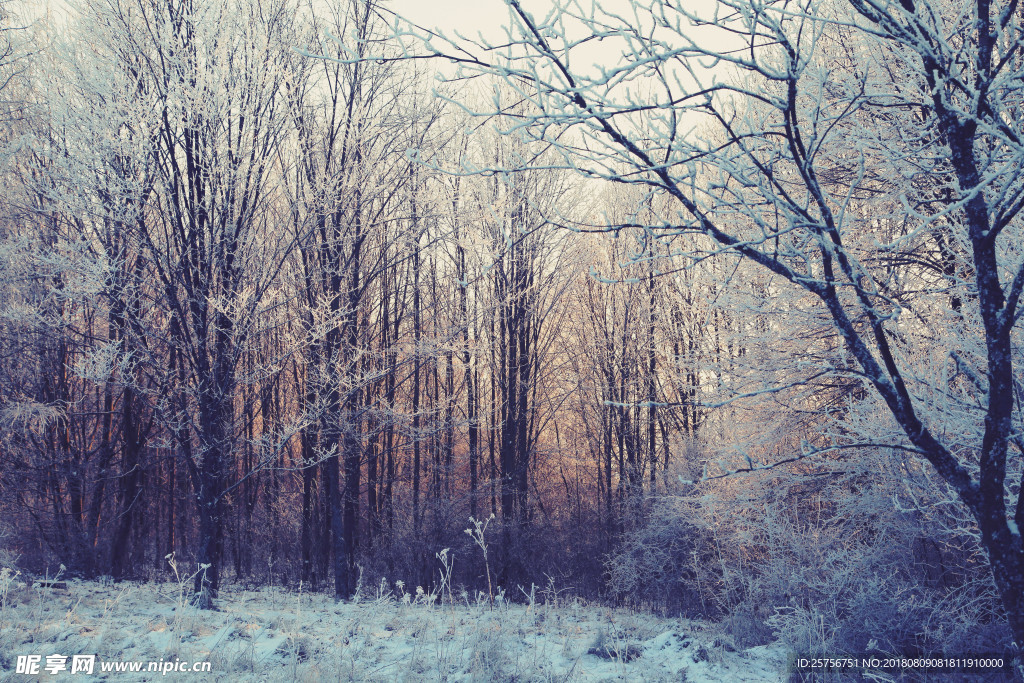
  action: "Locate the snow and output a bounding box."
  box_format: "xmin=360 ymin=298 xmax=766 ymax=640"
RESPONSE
xmin=0 ymin=579 xmax=789 ymax=681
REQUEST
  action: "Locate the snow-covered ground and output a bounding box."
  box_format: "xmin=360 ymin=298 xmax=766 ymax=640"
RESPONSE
xmin=0 ymin=576 xmax=788 ymax=681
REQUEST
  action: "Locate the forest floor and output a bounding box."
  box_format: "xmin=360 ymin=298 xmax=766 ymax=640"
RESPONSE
xmin=0 ymin=576 xmax=789 ymax=681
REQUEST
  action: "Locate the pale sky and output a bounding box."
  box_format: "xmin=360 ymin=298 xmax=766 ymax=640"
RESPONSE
xmin=386 ymin=0 xmax=723 ymax=41
xmin=384 ymin=0 xmax=739 ymax=113
xmin=385 ymin=0 xmax=536 ymax=43
xmin=385 ymin=0 xmax=735 ymax=85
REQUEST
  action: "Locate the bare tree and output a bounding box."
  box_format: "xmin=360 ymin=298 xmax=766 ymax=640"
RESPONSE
xmin=398 ymin=0 xmax=1024 ymax=653
xmin=290 ymin=0 xmax=444 ymax=598
xmin=69 ymin=0 xmax=304 ymax=606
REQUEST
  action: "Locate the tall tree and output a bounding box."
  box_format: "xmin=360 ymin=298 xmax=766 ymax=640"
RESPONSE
xmin=82 ymin=0 xmax=300 ymax=605
xmin=292 ymin=0 xmax=440 ymax=598
xmin=406 ymin=0 xmax=1024 ymax=654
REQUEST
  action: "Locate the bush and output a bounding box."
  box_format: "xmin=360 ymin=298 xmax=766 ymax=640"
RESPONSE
xmin=605 ymin=495 xmax=710 ymax=617
xmin=606 ymin=447 xmax=1014 ymax=663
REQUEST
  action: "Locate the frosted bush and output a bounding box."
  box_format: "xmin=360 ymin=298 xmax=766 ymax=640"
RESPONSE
xmin=605 ymin=496 xmax=707 ymax=616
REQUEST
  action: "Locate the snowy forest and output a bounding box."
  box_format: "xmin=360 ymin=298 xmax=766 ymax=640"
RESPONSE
xmin=1 ymin=0 xmax=1023 ymax=678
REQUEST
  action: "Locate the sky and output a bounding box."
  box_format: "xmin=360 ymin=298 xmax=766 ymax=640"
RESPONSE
xmin=386 ymin=0 xmax=538 ymax=44
xmin=383 ymin=0 xmax=735 ymax=90
xmin=386 ymin=0 xmax=724 ymax=42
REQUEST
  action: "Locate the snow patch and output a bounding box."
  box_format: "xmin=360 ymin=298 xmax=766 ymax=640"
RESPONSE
xmin=0 ymin=580 xmax=789 ymax=681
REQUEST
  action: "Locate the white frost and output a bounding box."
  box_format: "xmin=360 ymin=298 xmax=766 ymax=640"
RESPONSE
xmin=0 ymin=580 xmax=789 ymax=681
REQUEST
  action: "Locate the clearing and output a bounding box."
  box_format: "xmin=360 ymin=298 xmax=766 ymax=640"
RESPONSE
xmin=0 ymin=576 xmax=787 ymax=681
